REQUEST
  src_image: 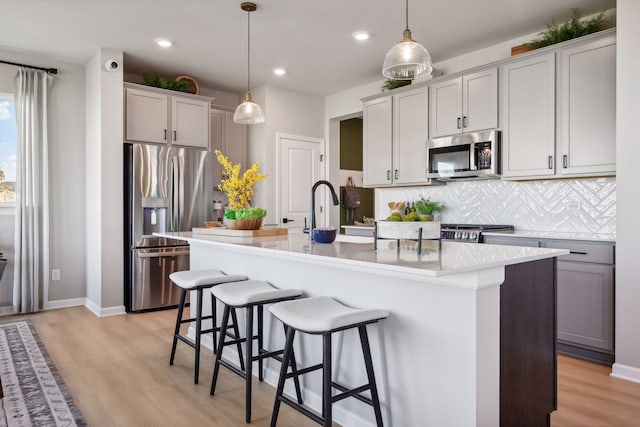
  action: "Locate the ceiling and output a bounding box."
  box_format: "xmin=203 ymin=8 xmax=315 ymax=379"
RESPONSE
xmin=1 ymin=0 xmax=615 ymax=96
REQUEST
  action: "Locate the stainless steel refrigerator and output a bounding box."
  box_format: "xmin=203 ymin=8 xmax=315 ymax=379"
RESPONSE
xmin=124 ymin=143 xmax=214 ymax=312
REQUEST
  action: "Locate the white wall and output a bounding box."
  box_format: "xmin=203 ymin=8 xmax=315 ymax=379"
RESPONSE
xmin=612 ymin=0 xmax=640 ymax=383
xmin=85 ymin=48 xmax=124 ymax=313
xmin=248 ymin=84 xmax=324 ymax=225
xmin=0 ymin=49 xmax=87 ymax=309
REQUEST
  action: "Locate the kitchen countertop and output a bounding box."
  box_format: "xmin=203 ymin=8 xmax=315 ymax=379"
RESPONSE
xmin=155 ymin=230 xmax=567 ymax=281
xmin=483 ymin=229 xmax=616 ymax=243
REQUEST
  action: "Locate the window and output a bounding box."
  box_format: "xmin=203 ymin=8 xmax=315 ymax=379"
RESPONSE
xmin=0 ymin=92 xmax=16 ymax=203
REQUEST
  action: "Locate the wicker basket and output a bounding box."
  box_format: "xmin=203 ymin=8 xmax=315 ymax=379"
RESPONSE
xmin=226 ymin=218 xmax=263 ymax=230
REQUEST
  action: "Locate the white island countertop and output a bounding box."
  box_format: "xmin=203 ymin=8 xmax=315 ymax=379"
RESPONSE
xmin=155 ymin=230 xmax=567 ymax=281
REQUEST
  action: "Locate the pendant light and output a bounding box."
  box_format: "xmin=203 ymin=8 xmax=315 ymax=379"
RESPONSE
xmin=234 ymin=2 xmax=265 ymax=124
xmin=382 ymin=0 xmax=432 ymax=80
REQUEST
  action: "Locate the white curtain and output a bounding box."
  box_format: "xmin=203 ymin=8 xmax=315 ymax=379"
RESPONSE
xmin=12 ymin=69 xmax=52 ymax=313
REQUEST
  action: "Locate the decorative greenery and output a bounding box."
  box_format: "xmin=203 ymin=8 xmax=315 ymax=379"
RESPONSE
xmin=233 ymin=207 xmax=268 ymax=220
xmin=215 ymin=150 xmax=267 ymax=210
xmin=141 ymin=73 xmax=197 ymax=94
xmin=527 ymin=9 xmax=607 ymax=49
xmin=382 ymin=79 xmax=412 ymax=92
xmin=414 ymin=197 xmax=445 ymax=216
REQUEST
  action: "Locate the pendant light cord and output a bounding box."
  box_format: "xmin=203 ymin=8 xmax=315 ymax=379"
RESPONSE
xmin=405 ymin=0 xmax=409 ymax=31
xmin=247 ymin=10 xmax=250 ymax=93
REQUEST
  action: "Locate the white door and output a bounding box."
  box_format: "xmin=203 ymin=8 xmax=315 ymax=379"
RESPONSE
xmin=362 ymin=97 xmax=393 ymax=186
xmin=278 ymin=134 xmax=323 ymax=229
xmin=125 ymin=88 xmax=167 ymax=143
xmin=171 ymin=96 xmax=210 ymax=148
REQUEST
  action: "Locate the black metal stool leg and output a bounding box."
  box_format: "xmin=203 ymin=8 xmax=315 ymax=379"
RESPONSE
xmin=169 ymin=289 xmax=187 ymax=365
xmin=194 ymin=288 xmax=204 ymax=384
xmin=211 ymin=293 xmax=218 ymax=354
xmin=282 ymin=324 xmax=304 ymax=404
xmin=322 ymin=333 xmax=332 ymax=427
xmin=270 ymin=327 xmax=296 ymax=427
xmin=258 ymin=304 xmax=264 ymax=381
xmin=230 ymin=308 xmax=245 ymax=371
xmin=359 ymin=325 xmax=384 ymax=427
xmin=245 ymin=305 xmax=254 ymax=423
xmin=210 ymin=305 xmax=231 ymax=395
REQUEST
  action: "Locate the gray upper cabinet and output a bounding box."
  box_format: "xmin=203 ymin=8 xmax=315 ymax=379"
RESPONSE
xmin=363 ymin=87 xmax=430 ymax=187
xmin=500 ymin=31 xmax=616 ymax=180
xmin=430 ymin=68 xmax=498 ymax=138
xmin=559 ymin=35 xmax=616 ymax=176
xmin=363 ymin=96 xmax=393 ymax=186
xmin=125 ymin=84 xmax=211 ymax=148
xmin=393 ymin=87 xmax=429 ymax=185
xmin=501 ymin=53 xmax=556 ymax=178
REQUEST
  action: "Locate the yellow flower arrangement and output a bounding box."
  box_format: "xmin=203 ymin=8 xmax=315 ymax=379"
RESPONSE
xmin=215 ymin=150 xmax=267 ymax=209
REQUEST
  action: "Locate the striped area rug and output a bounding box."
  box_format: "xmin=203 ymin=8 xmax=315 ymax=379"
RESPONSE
xmin=0 ymin=320 xmax=86 ymax=426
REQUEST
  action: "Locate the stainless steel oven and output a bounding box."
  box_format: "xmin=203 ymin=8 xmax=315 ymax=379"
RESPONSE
xmin=427 ymin=130 xmax=500 ymax=181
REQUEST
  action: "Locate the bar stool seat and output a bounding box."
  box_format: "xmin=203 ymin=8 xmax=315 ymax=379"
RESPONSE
xmin=270 ymin=296 xmax=389 ymax=333
xmin=169 ymin=269 xmax=248 ymax=384
xmin=269 ymin=296 xmax=389 ymax=427
xmin=210 ymin=280 xmax=304 ymax=423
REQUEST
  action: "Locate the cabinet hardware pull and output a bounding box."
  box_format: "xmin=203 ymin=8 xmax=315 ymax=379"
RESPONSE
xmin=463 ymin=116 xmax=468 ymax=128
xmin=563 ymin=154 xmax=568 ymax=168
xmin=394 ymin=169 xmax=399 ymax=179
xmin=548 ymin=156 xmax=553 ymax=169
xmin=387 ymin=170 xmax=391 ymax=181
xmin=173 ymin=130 xmax=177 ymax=141
xmin=163 ymin=129 xmax=167 ymax=140
xmin=569 ymin=251 xmax=588 ymax=255
xmin=457 ymin=117 xmax=462 ymax=129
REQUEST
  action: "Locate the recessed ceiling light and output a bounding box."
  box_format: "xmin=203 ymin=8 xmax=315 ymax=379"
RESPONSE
xmin=352 ymin=31 xmax=370 ymax=41
xmin=155 ymin=38 xmax=173 ymax=48
xmin=273 ymin=68 xmax=286 ymax=76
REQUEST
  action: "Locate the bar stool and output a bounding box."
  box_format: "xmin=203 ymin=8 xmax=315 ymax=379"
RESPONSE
xmin=210 ymin=280 xmax=304 ymax=423
xmin=169 ymin=269 xmax=248 ymax=384
xmin=269 ymin=296 xmax=389 ymax=427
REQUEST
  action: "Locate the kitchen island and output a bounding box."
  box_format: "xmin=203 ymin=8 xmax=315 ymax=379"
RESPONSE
xmin=155 ymin=230 xmax=567 ymax=427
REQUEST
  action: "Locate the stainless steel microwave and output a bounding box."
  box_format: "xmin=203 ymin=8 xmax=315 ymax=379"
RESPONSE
xmin=427 ymin=130 xmax=501 ymax=181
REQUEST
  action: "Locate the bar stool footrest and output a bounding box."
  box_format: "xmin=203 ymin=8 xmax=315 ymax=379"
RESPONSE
xmin=176 ymin=335 xmax=197 ymax=349
xmin=331 ymin=381 xmax=374 ymax=405
xmin=219 ymin=358 xmax=246 ymax=378
xmin=285 ymin=362 xmax=323 ymax=379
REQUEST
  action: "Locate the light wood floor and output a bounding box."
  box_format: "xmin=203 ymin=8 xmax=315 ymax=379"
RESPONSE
xmin=4 ymin=306 xmax=640 ymax=426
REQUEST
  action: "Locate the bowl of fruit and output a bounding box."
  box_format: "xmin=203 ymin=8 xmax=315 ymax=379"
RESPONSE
xmin=378 ymin=210 xmax=441 ymax=240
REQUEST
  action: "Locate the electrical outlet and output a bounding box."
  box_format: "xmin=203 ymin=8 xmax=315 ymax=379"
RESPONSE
xmin=51 ymin=269 xmax=60 ymax=281
xmin=567 ymin=202 xmax=581 ymax=211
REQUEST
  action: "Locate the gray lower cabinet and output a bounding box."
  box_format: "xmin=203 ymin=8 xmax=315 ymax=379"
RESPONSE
xmin=484 ymin=235 xmax=615 ymax=364
xmin=556 ymin=261 xmax=614 ymax=352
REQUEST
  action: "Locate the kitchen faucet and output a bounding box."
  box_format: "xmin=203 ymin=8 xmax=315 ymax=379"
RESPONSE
xmin=309 ymin=180 xmax=340 ymax=241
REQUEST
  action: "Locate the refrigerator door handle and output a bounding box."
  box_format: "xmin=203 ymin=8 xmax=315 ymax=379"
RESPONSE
xmin=136 ymin=250 xmax=190 ymax=259
xmin=170 ymin=156 xmax=179 ymax=231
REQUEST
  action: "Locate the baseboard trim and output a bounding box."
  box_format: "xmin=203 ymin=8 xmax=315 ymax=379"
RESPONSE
xmin=85 ymin=300 xmax=126 ymax=317
xmin=611 ymin=363 xmax=640 ymax=384
xmin=0 ymin=306 xmax=13 ymax=315
xmin=44 ymin=297 xmax=87 ymax=310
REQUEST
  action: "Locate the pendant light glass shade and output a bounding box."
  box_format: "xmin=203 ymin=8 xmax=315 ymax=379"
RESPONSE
xmin=234 ymin=2 xmax=265 ymax=125
xmin=234 ymin=91 xmax=265 ymax=124
xmin=382 ymin=0 xmax=432 ymax=80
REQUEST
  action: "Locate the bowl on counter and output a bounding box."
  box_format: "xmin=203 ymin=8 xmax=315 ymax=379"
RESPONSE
xmin=312 ymin=227 xmax=337 ymax=243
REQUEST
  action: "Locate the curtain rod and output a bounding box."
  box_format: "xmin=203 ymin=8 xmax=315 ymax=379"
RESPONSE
xmin=0 ymin=59 xmax=58 ymax=75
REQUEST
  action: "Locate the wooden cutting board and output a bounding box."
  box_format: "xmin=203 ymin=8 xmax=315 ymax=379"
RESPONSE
xmin=192 ymin=227 xmax=288 ymax=237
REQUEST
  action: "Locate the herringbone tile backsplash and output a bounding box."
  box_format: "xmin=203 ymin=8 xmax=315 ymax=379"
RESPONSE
xmin=375 ymin=178 xmax=616 ymax=234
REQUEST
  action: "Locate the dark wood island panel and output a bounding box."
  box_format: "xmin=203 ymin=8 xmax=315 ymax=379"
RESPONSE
xmin=501 ymin=258 xmax=557 ymax=427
